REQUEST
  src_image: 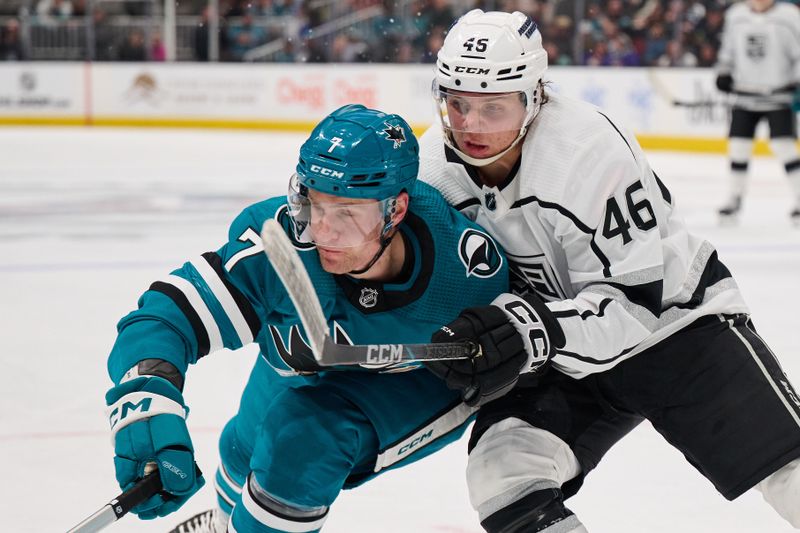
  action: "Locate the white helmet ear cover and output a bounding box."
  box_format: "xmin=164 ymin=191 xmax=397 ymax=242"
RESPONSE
xmin=435 ymin=9 xmax=548 ymax=94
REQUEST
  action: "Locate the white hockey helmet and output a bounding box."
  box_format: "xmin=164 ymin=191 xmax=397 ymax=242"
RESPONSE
xmin=436 ymin=9 xmax=547 ymax=93
xmin=433 ymin=10 xmax=548 ymax=166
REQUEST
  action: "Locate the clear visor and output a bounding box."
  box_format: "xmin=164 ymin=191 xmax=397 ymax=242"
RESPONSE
xmin=287 ymin=174 xmax=392 ymax=249
xmin=432 ymin=84 xmax=531 ymax=134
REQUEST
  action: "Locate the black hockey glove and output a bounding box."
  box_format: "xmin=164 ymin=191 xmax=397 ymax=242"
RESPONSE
xmin=426 ymin=293 xmax=565 ymax=407
xmin=716 ymin=73 xmax=734 ymax=93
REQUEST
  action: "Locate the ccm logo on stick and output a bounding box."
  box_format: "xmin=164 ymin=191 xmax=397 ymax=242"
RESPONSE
xmin=366 ymin=344 xmax=403 ymax=364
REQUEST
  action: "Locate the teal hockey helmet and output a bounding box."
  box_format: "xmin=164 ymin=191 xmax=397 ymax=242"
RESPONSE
xmin=295 ymin=104 xmax=419 ymax=200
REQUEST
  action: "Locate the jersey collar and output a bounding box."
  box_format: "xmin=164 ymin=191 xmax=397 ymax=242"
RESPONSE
xmin=334 ymin=211 xmax=433 ymax=314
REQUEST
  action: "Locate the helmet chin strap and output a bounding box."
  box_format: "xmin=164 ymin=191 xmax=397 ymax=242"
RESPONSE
xmin=348 ymin=197 xmax=398 ymax=276
xmin=348 ymin=233 xmax=394 ymax=275
xmin=445 ymin=127 xmax=528 ymax=167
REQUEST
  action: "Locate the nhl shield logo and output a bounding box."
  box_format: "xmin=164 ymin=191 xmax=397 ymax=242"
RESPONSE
xmin=458 ymin=229 xmax=503 ymax=278
xmin=485 ymin=192 xmax=497 ymax=211
xmin=359 ymin=287 xmax=379 ymax=308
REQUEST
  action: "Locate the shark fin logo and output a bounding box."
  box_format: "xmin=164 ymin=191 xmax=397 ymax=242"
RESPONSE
xmin=269 ymin=321 xmax=354 ymax=372
xmin=269 ymin=324 xmax=320 ymax=372
xmin=458 ymin=229 xmax=503 ymax=278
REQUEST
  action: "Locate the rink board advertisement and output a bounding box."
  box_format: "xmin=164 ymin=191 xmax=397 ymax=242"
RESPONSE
xmin=91 ymin=63 xmax=271 ymax=122
xmin=0 ymin=63 xmax=86 ymax=123
xmin=0 ymin=62 xmax=794 ymax=151
xmin=88 ymin=63 xmax=433 ymax=130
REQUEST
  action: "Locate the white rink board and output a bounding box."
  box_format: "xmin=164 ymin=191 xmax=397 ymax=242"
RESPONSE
xmin=1 ymin=62 xmax=779 ymax=140
xmin=0 ymin=62 xmax=86 ymax=117
xmin=1 ymin=128 xmax=799 ymax=533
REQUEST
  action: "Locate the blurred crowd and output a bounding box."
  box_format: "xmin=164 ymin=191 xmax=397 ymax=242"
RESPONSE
xmin=0 ymin=0 xmax=798 ymax=65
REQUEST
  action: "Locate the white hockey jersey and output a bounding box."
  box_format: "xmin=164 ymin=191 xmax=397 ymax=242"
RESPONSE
xmin=420 ymin=92 xmax=750 ymax=379
xmin=716 ymin=0 xmax=800 ymax=110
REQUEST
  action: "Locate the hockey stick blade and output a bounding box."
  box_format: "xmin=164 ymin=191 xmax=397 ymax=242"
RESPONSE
xmin=66 ymin=472 xmax=162 ymax=533
xmin=260 ymin=219 xmax=482 ymax=366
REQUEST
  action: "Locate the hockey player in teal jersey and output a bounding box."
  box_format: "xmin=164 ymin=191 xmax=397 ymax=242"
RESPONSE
xmin=104 ymin=105 xmax=518 ymax=533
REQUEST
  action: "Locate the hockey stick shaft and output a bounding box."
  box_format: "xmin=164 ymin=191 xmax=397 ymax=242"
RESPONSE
xmin=317 ymin=335 xmax=480 ymax=366
xmin=260 ymin=218 xmax=329 ymax=358
xmin=260 ymin=219 xmax=482 ymax=367
xmin=647 ymin=70 xmax=795 ymax=107
xmin=672 ymin=86 xmax=797 ymax=106
xmin=66 ymin=471 xmax=162 ymax=533
xmin=672 ymin=99 xmax=720 ymax=108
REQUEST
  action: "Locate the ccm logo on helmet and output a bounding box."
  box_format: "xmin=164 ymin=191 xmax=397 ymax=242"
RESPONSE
xmin=310 ymin=164 xmax=344 ymax=178
xmin=454 ymin=66 xmax=490 ymax=75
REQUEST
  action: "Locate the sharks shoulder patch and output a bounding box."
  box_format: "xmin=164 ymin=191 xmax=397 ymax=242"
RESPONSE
xmin=458 ymin=228 xmax=503 ymax=278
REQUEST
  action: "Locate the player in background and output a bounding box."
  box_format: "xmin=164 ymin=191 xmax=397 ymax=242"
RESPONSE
xmin=104 ymin=105 xmax=516 ymax=533
xmin=419 ymin=9 xmax=800 ymax=532
xmin=714 ymin=0 xmax=800 ymax=223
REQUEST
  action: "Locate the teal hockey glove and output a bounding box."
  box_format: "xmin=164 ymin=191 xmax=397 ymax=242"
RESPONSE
xmin=106 ymin=375 xmax=204 ymax=520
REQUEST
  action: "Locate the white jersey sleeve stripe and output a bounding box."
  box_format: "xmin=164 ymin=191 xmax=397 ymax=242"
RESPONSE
xmin=164 ymin=273 xmax=224 ymax=353
xmin=191 ymin=256 xmax=255 ymax=346
xmin=662 ymin=241 xmax=720 ymax=308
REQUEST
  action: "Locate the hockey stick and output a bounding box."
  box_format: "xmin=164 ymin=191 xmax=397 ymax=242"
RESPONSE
xmin=260 ymin=218 xmax=481 ymax=366
xmin=646 ymin=69 xmax=723 ymax=108
xmin=648 ymin=70 xmax=797 ymax=108
xmin=672 ymin=85 xmax=799 ymax=108
xmin=66 ymin=471 xmax=162 ymax=533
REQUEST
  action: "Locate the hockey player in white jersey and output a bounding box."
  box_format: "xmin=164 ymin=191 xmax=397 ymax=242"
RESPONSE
xmin=419 ymin=9 xmax=800 ymax=532
xmin=715 ymin=0 xmax=800 ymax=222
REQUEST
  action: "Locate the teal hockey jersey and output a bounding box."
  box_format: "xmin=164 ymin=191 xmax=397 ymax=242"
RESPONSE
xmin=107 ymin=181 xmax=508 ymax=383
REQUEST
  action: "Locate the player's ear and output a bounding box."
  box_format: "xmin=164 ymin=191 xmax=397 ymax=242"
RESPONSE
xmin=391 ymin=191 xmax=410 ymax=226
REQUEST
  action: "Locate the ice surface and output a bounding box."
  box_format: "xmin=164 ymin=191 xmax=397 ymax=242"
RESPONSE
xmin=1 ymin=128 xmax=798 ymax=533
